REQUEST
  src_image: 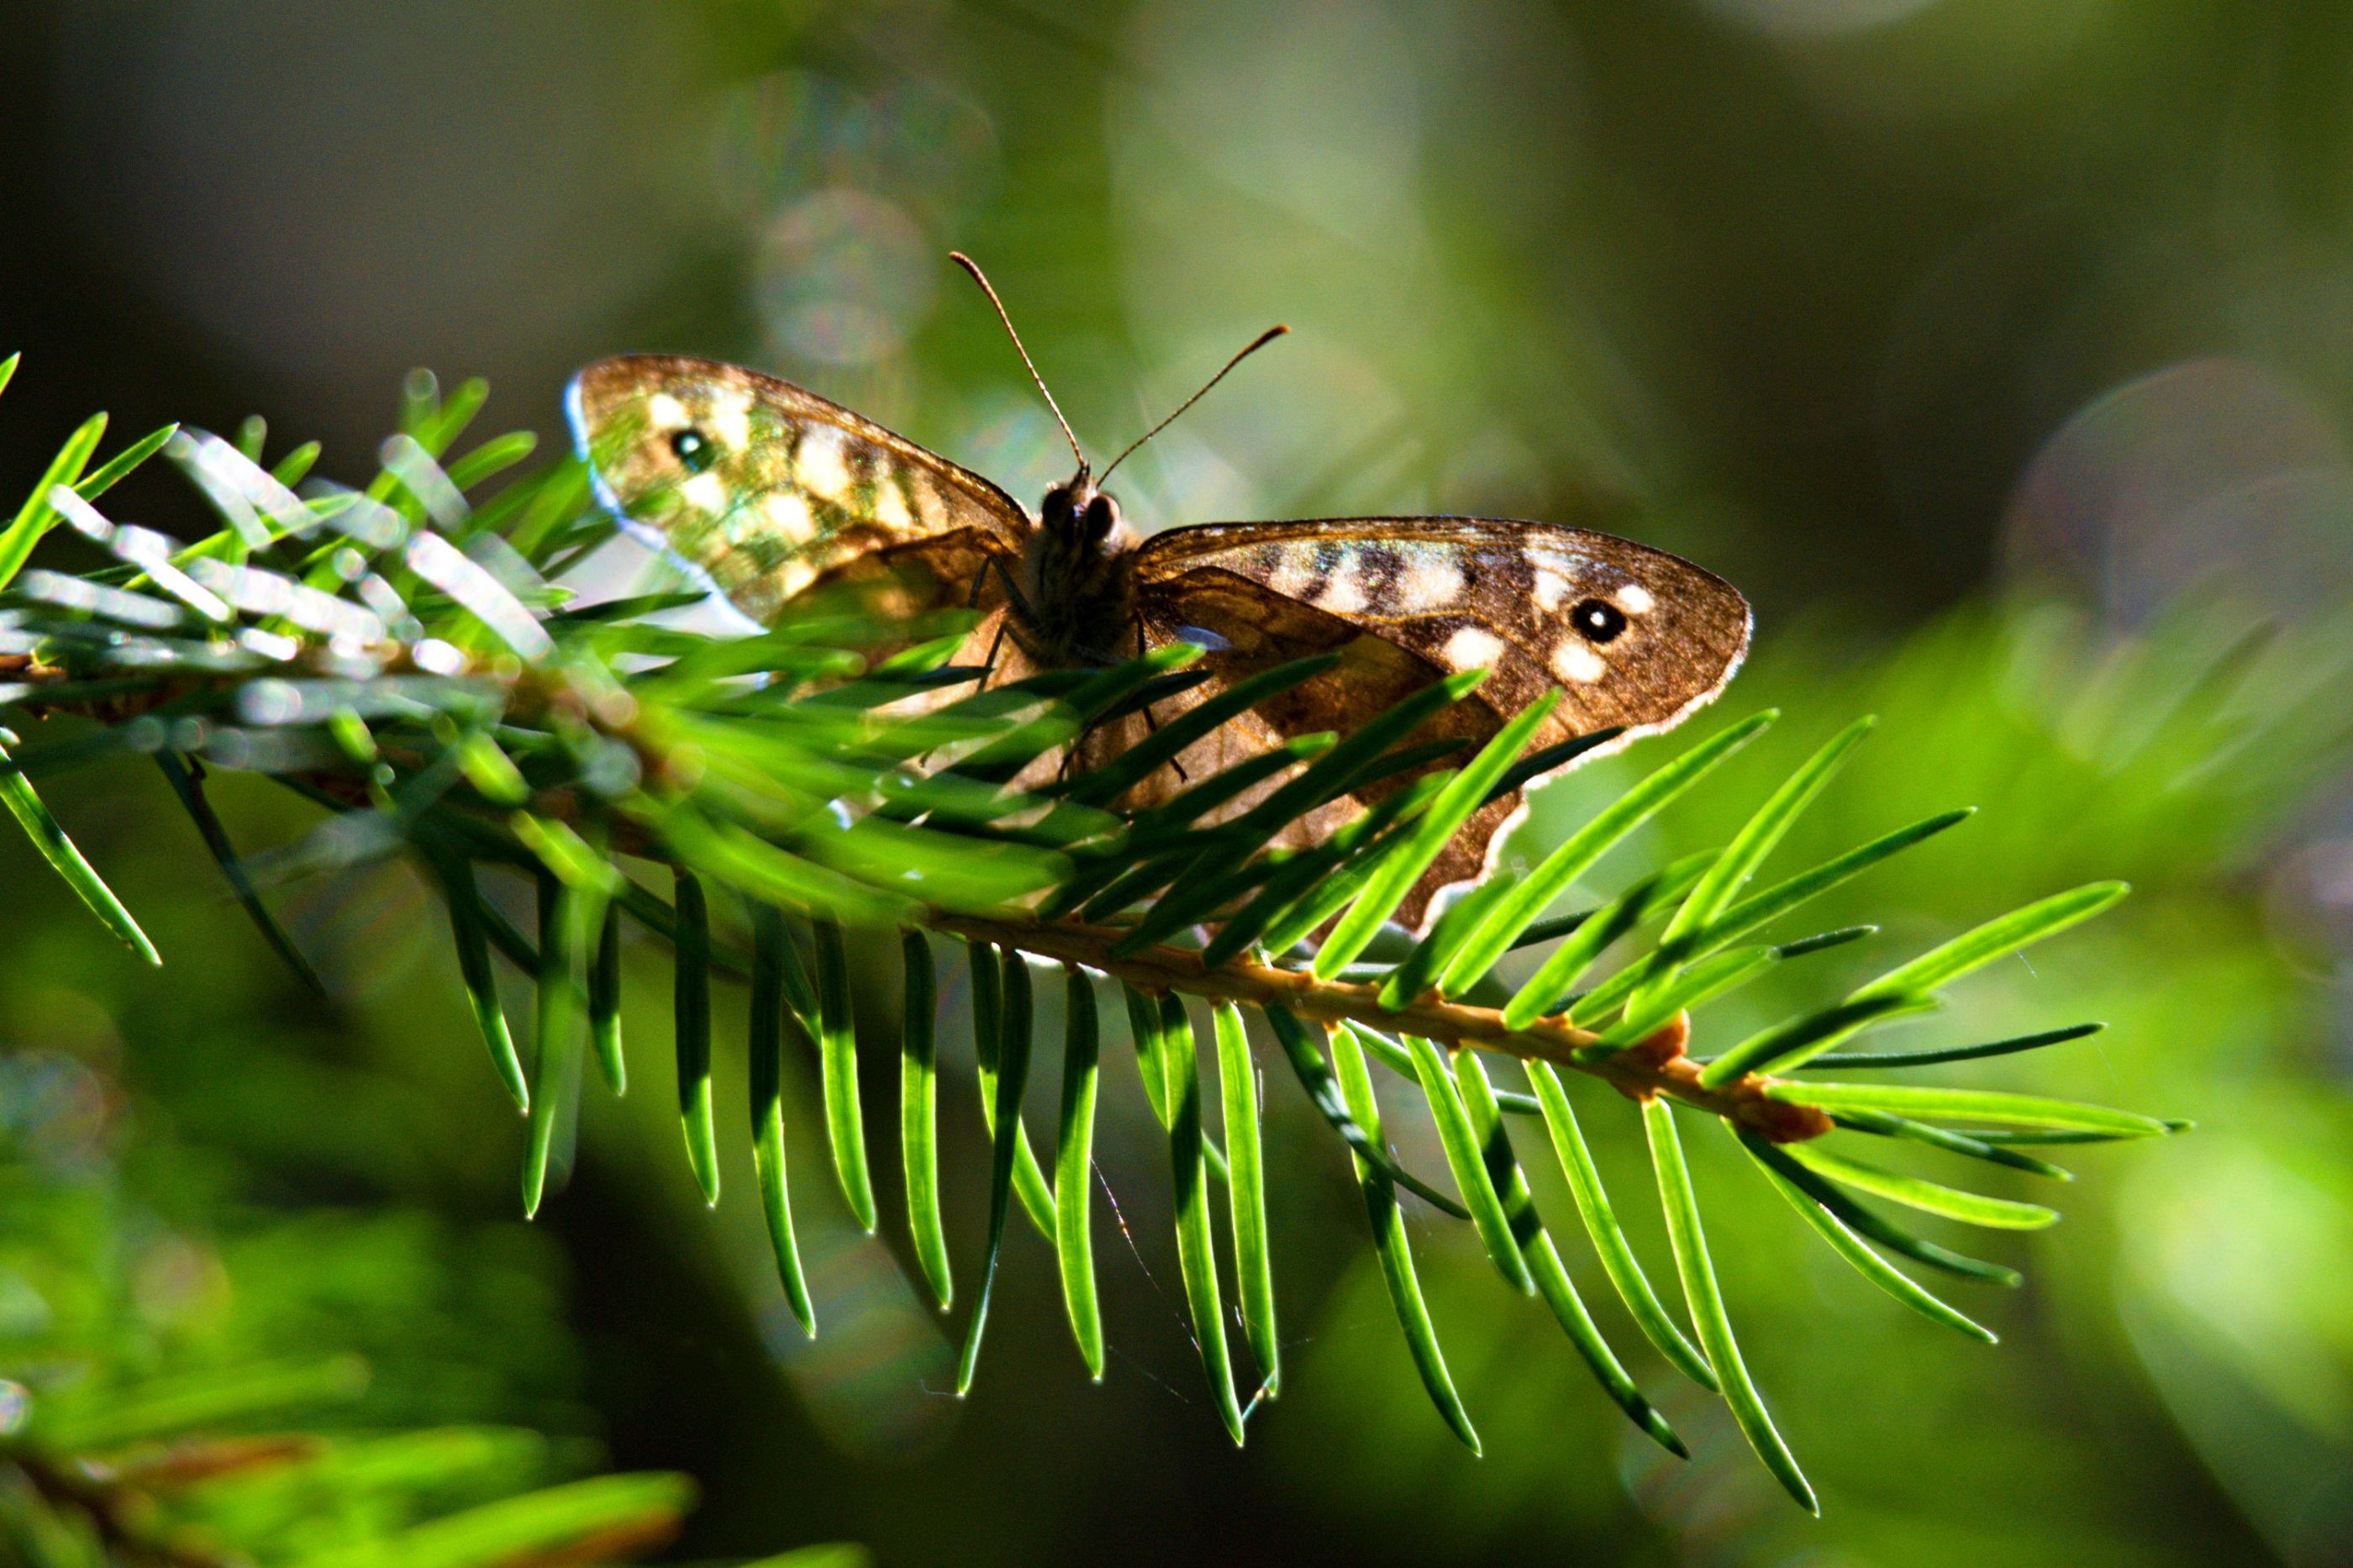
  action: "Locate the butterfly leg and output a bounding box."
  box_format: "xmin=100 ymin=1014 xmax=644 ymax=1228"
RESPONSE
xmin=968 ymin=556 xmax=1036 ymax=694
xmin=1131 ymin=617 xmax=1189 ymax=782
xmin=963 ymin=554 xmax=1039 ymax=619
xmin=1055 ymin=642 xmax=1120 ymax=785
xmin=1049 ymin=624 xmax=1161 ymax=786
xmin=977 ymin=624 xmax=1008 ymax=687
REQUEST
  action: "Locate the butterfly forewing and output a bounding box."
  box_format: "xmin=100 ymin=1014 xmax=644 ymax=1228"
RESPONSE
xmin=568 ymin=355 xmax=1029 ymax=629
xmin=1136 ymin=518 xmax=1748 ymax=735
xmin=1104 ymin=518 xmax=1750 ymax=929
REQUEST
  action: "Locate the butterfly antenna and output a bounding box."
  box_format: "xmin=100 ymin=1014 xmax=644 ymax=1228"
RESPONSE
xmin=949 ymin=251 xmax=1086 ymax=474
xmin=1098 ymin=324 xmax=1289 ymax=484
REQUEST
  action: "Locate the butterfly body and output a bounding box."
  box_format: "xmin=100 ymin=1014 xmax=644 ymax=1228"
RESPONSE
xmin=569 ymin=351 xmax=1750 ymax=929
xmin=1012 ymin=476 xmax=1145 ymax=667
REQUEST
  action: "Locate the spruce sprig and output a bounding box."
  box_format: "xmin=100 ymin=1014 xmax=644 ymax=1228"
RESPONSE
xmin=0 ymin=366 xmax=2190 ymax=1512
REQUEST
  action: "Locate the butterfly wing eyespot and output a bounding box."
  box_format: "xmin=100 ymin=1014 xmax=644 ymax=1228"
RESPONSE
xmin=1571 ymin=597 xmax=1627 ymax=644
xmin=668 ymin=427 xmax=716 ymax=474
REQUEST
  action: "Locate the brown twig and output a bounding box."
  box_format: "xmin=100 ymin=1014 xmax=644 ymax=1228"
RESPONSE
xmin=931 ymin=912 xmax=1830 ymax=1142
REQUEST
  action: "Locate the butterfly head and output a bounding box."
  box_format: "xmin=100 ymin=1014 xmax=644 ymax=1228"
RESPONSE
xmin=1039 ymin=470 xmax=1131 ymax=557
xmin=945 ymin=250 xmax=1282 ymax=570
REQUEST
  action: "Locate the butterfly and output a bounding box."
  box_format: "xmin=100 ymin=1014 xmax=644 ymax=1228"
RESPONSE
xmin=566 ymin=257 xmax=1750 ymax=934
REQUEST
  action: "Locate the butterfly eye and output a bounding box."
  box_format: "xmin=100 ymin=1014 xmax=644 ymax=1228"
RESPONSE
xmin=669 ymin=427 xmax=717 ymax=475
xmin=1082 ymin=493 xmax=1119 ymax=543
xmin=1571 ymin=598 xmax=1628 ymax=644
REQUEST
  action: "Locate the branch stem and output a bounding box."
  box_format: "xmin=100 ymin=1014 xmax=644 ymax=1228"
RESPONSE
xmin=931 ymin=913 xmax=1829 ymax=1142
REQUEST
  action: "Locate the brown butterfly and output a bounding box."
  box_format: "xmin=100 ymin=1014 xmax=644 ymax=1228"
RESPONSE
xmin=566 ymin=257 xmax=1750 ymax=932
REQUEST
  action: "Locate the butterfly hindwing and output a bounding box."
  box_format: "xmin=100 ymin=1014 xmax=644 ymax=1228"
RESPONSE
xmin=1068 ymin=566 xmax=1492 ymax=873
xmin=1104 ymin=518 xmax=1750 ymax=930
xmin=567 ymin=355 xmax=1030 ymax=629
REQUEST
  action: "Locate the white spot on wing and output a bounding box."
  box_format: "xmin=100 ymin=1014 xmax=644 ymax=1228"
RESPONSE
xmin=1266 ymin=549 xmax=1319 ymax=599
xmin=1617 ymin=582 xmax=1656 ymax=614
xmin=759 ymin=490 xmax=814 ymax=540
xmin=1316 ymin=564 xmax=1368 ymax=614
xmin=646 ymin=393 xmax=691 ymax=432
xmin=1533 ymin=566 xmax=1575 ymax=611
xmin=703 ymin=396 xmax=751 ymax=451
xmin=1397 ymin=559 xmax=1466 ymax=612
xmin=1443 ymin=626 xmax=1505 ymax=671
xmin=681 ymin=471 xmax=729 ymax=513
xmin=797 ymin=425 xmax=854 ymax=502
xmin=907 ymin=476 xmax=947 ymax=529
xmin=1550 ymin=638 xmax=1607 ymax=684
xmin=871 ymin=478 xmax=912 ymax=530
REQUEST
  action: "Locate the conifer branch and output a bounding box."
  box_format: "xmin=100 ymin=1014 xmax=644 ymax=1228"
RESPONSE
xmin=0 ymin=365 xmax=2190 ymax=1507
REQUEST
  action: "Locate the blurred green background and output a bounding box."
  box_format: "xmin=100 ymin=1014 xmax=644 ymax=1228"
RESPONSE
xmin=4 ymin=2 xmax=2353 ymax=1563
